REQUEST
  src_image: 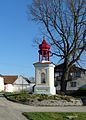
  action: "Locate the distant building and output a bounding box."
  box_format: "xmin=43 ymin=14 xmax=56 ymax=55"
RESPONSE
xmin=0 ymin=77 xmax=4 ymax=92
xmin=4 ymin=75 xmax=18 ymax=92
xmin=13 ymin=75 xmax=31 ymax=92
xmin=0 ymin=63 xmax=86 ymax=93
xmin=54 ymin=63 xmax=86 ymax=92
xmin=0 ymin=75 xmax=35 ymax=92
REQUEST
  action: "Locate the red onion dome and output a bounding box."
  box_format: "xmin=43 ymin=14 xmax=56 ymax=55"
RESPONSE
xmin=39 ymin=39 xmax=50 ymax=50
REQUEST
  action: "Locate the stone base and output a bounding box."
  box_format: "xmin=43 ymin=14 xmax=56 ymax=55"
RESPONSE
xmin=34 ymin=86 xmax=56 ymax=95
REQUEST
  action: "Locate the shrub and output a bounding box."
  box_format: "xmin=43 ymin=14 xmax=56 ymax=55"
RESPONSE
xmin=77 ymin=88 xmax=86 ymax=96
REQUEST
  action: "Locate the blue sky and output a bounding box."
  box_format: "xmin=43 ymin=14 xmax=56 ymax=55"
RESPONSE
xmin=0 ymin=0 xmax=40 ymax=77
xmin=0 ymin=0 xmax=86 ymax=78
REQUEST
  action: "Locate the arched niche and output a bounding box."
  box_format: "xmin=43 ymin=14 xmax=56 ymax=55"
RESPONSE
xmin=41 ymin=72 xmax=46 ymax=84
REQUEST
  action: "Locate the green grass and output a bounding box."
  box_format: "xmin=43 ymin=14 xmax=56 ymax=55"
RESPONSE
xmin=22 ymin=112 xmax=86 ymax=120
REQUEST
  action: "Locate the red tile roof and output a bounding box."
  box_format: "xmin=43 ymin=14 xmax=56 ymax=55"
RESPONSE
xmin=1 ymin=76 xmax=18 ymax=84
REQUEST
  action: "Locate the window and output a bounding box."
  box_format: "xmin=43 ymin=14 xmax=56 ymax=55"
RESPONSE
xmin=59 ymin=72 xmax=63 ymax=76
xmin=70 ymin=72 xmax=75 ymax=78
xmin=55 ymin=81 xmax=60 ymax=86
xmin=70 ymin=72 xmax=81 ymax=78
xmin=71 ymin=82 xmax=77 ymax=87
xmin=76 ymin=72 xmax=81 ymax=77
xmin=55 ymin=73 xmax=59 ymax=77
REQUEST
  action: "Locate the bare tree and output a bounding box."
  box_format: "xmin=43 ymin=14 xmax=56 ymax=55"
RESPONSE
xmin=28 ymin=0 xmax=86 ymax=94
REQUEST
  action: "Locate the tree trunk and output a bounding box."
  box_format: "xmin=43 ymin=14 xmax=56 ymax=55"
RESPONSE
xmin=60 ymin=60 xmax=69 ymax=94
xmin=60 ymin=71 xmax=69 ymax=94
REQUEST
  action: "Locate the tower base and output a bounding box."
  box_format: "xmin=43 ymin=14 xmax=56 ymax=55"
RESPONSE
xmin=34 ymin=85 xmax=56 ymax=95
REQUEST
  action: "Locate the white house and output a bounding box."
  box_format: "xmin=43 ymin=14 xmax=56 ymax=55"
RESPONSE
xmin=13 ymin=75 xmax=31 ymax=92
xmin=0 ymin=77 xmax=4 ymax=92
xmin=0 ymin=75 xmax=35 ymax=93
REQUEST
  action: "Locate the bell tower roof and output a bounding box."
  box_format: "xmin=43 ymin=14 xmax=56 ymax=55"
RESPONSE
xmin=39 ymin=39 xmax=50 ymax=50
xmin=38 ymin=37 xmax=50 ymax=62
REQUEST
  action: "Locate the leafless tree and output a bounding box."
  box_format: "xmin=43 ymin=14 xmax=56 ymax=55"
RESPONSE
xmin=28 ymin=0 xmax=86 ymax=94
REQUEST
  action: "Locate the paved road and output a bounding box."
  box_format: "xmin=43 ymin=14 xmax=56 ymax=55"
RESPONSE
xmin=0 ymin=95 xmax=86 ymax=120
xmin=0 ymin=96 xmax=27 ymax=120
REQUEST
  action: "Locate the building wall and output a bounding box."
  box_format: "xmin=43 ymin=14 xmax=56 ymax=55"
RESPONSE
xmin=13 ymin=83 xmax=35 ymax=92
xmin=13 ymin=76 xmax=35 ymax=92
xmin=67 ymin=73 xmax=86 ymax=90
xmin=0 ymin=75 xmax=35 ymax=93
xmin=13 ymin=76 xmax=29 ymax=84
xmin=4 ymin=84 xmax=13 ymax=92
xmin=56 ymin=73 xmax=86 ymax=91
xmin=0 ymin=77 xmax=4 ymax=92
xmin=34 ymin=62 xmax=56 ymax=95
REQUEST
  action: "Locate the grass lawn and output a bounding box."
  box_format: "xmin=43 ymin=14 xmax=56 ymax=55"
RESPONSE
xmin=22 ymin=112 xmax=86 ymax=120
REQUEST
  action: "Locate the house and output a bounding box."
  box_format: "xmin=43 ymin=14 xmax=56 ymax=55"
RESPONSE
xmin=54 ymin=63 xmax=86 ymax=93
xmin=0 ymin=75 xmax=17 ymax=92
xmin=4 ymin=75 xmax=18 ymax=92
xmin=13 ymin=75 xmax=31 ymax=92
xmin=0 ymin=77 xmax=4 ymax=92
xmin=0 ymin=75 xmax=35 ymax=92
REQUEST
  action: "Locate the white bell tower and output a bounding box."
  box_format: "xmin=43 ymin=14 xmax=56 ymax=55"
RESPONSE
xmin=33 ymin=38 xmax=56 ymax=95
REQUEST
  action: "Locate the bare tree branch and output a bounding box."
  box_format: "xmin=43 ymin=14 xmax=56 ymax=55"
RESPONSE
xmin=28 ymin=0 xmax=86 ymax=93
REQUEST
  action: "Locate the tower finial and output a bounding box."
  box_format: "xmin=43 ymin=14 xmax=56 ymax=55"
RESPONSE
xmin=43 ymin=36 xmax=45 ymax=40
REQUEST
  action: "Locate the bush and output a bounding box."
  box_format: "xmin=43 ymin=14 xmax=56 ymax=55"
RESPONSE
xmin=77 ymin=88 xmax=86 ymax=96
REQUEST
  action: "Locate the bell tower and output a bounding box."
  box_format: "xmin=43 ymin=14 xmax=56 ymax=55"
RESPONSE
xmin=39 ymin=38 xmax=50 ymax=62
xmin=33 ymin=37 xmax=56 ymax=95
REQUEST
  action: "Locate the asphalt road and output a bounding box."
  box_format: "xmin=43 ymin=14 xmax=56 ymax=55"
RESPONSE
xmin=0 ymin=95 xmax=86 ymax=120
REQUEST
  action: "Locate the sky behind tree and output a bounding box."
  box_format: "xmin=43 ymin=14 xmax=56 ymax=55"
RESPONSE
xmin=0 ymin=0 xmax=38 ymax=77
xmin=0 ymin=0 xmax=86 ymax=78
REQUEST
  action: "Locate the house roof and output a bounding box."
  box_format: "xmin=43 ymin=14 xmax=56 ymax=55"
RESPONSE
xmin=13 ymin=75 xmax=31 ymax=85
xmin=2 ymin=76 xmax=18 ymax=84
xmin=20 ymin=76 xmax=31 ymax=83
xmin=55 ymin=63 xmax=86 ymax=73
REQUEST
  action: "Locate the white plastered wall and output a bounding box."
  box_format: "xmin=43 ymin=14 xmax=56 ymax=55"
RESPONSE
xmin=34 ymin=62 xmax=56 ymax=95
xmin=0 ymin=77 xmax=4 ymax=92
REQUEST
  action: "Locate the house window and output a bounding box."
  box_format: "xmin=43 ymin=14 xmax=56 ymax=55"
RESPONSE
xmin=54 ymin=81 xmax=60 ymax=87
xmin=55 ymin=73 xmax=59 ymax=77
xmin=70 ymin=72 xmax=75 ymax=78
xmin=76 ymin=72 xmax=81 ymax=77
xmin=71 ymin=72 xmax=81 ymax=78
xmin=59 ymin=72 xmax=63 ymax=76
xmin=71 ymin=82 xmax=77 ymax=87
